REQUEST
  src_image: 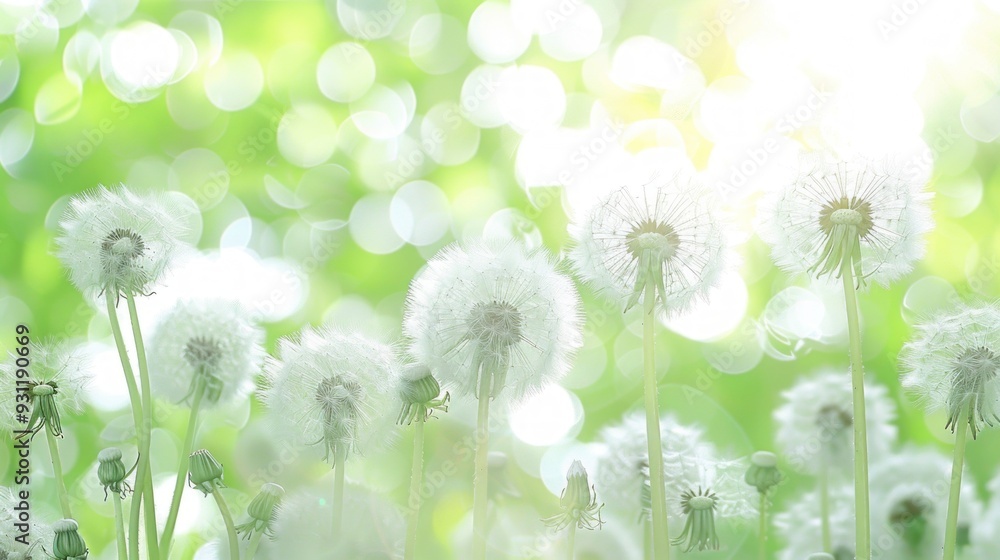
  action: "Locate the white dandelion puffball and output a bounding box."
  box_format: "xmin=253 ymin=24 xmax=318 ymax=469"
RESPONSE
xmin=775 ymin=483 xmax=856 ymax=560
xmin=757 ymin=155 xmax=932 ymax=287
xmin=403 ymin=239 xmax=582 ymax=406
xmin=261 ymin=326 xmax=399 ymax=466
xmin=900 ymin=303 xmax=1000 ymax=438
xmin=870 ymin=447 xmax=983 ymax=560
xmin=148 ymin=299 xmax=265 ymax=408
xmin=56 ymin=186 xmax=193 ymax=299
xmin=0 ymin=486 xmax=53 ymax=557
xmin=0 ymin=341 xmax=91 ymax=436
xmin=774 ymin=370 xmax=897 ymax=475
xmin=570 ymin=169 xmax=728 ymax=314
xmin=268 ymin=485 xmax=405 ymax=559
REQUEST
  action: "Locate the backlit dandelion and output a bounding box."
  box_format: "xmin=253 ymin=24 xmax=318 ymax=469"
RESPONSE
xmin=900 ymin=302 xmax=1000 ymax=560
xmin=404 ymin=239 xmax=581 ymax=560
xmin=261 ymin=325 xmax=399 ymax=537
xmin=55 ymin=186 xmax=192 ymax=300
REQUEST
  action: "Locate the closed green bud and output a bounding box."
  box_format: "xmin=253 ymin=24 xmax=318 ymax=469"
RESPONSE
xmin=561 ymin=460 xmax=593 ymax=512
xmin=744 ymin=451 xmax=783 ymax=494
xmin=396 ymin=366 xmax=449 ymax=425
xmin=188 ymin=449 xmax=225 ymax=495
xmin=401 ymin=372 xmax=441 ymax=405
xmin=97 ymin=447 xmax=130 ymax=498
xmin=52 ymin=519 xmax=87 ymax=560
xmin=543 ymin=460 xmax=604 ymax=531
xmin=237 ymin=483 xmax=284 ymax=536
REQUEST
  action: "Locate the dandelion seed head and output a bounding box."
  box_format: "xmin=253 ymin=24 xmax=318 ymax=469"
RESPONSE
xmin=570 ymin=170 xmax=728 ymax=315
xmin=260 ymin=326 xmax=399 ymax=466
xmin=774 ymin=370 xmax=897 ymax=475
xmin=775 ymin=483 xmax=856 ymax=560
xmin=148 ymin=299 xmax=265 ymax=408
xmin=403 ymin=239 xmax=582 ymax=406
xmin=757 ymin=155 xmax=933 ymax=287
xmin=56 ymin=186 xmax=192 ymax=299
xmin=900 ymin=303 xmax=1000 ymax=438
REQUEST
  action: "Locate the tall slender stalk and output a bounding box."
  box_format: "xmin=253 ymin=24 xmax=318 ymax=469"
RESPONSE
xmin=44 ymin=428 xmax=72 ymax=518
xmin=943 ymin=404 xmax=970 ymax=560
xmin=245 ymin=530 xmax=264 ymax=559
xmin=643 ymin=518 xmax=653 ymax=560
xmin=840 ymin=262 xmax=870 ymax=560
xmin=642 ymin=283 xmax=670 ymax=560
xmin=404 ymin=412 xmax=426 ymax=560
xmin=125 ymin=292 xmax=160 ymax=560
xmin=104 ymin=291 xmax=146 ymax=560
xmin=160 ymin=381 xmax=207 ymax=557
xmin=332 ymin=447 xmax=347 ymax=540
xmin=472 ymin=368 xmax=492 ymax=560
xmin=757 ymin=493 xmax=767 ymax=560
xmin=112 ymin=492 xmax=128 ymax=560
xmin=566 ymin=523 xmax=577 ymax=560
xmin=819 ymin=463 xmax=831 ymax=553
xmin=211 ymin=490 xmax=240 ymax=560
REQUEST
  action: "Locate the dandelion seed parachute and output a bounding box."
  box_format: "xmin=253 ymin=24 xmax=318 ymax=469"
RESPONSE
xmin=773 ymin=370 xmax=897 ymax=474
xmin=900 ymin=303 xmax=1000 ymax=438
xmin=260 ymin=326 xmax=399 ymax=466
xmin=403 ymin=239 xmax=582 ymax=406
xmin=55 ymin=186 xmax=193 ymax=300
xmin=0 ymin=341 xmax=91 ymax=437
xmin=148 ymin=299 xmax=265 ymax=407
xmin=757 ymin=155 xmax=932 ymax=287
xmin=569 ymin=169 xmax=728 ymax=314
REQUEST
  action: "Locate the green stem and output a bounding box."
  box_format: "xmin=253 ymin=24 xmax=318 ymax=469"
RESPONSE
xmin=820 ymin=463 xmax=831 ymax=553
xmin=757 ymin=492 xmax=767 ymax=560
xmin=159 ymin=382 xmax=206 ymax=557
xmin=332 ymin=447 xmax=347 ymax=540
xmin=211 ymin=490 xmax=240 ymax=560
xmin=245 ymin=530 xmax=264 ymax=559
xmin=404 ymin=412 xmax=426 ymax=560
xmin=841 ymin=262 xmax=870 ymax=560
xmin=125 ymin=292 xmax=160 ymax=560
xmin=104 ymin=291 xmax=145 ymax=560
xmin=644 ymin=518 xmax=653 ymax=560
xmin=642 ymin=283 xmax=670 ymax=560
xmin=113 ymin=492 xmax=128 ymax=560
xmin=472 ymin=367 xmax=492 ymax=560
xmin=44 ymin=428 xmax=72 ymax=518
xmin=943 ymin=408 xmax=969 ymax=560
xmin=566 ymin=523 xmax=576 ymax=560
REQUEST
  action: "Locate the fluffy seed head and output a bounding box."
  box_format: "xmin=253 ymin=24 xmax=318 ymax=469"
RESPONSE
xmin=55 ymin=186 xmax=192 ymax=299
xmin=757 ymin=155 xmax=932 ymax=287
xmin=570 ymin=170 xmax=728 ymax=314
xmin=0 ymin=341 xmax=91 ymax=438
xmin=261 ymin=326 xmax=399 ymax=467
xmin=148 ymin=299 xmax=265 ymax=408
xmin=403 ymin=239 xmax=582 ymax=406
xmin=775 ymin=483 xmax=856 ymax=560
xmin=900 ymin=303 xmax=1000 ymax=438
xmin=774 ymin=370 xmax=897 ymax=474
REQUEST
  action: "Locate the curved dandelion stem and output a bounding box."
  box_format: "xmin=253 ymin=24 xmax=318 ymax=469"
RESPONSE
xmin=245 ymin=530 xmax=264 ymax=559
xmin=472 ymin=366 xmax=492 ymax=560
xmin=333 ymin=447 xmax=347 ymax=540
xmin=757 ymin=492 xmax=767 ymax=560
xmin=112 ymin=492 xmax=128 ymax=560
xmin=841 ymin=260 xmax=870 ymax=560
xmin=211 ymin=490 xmax=240 ymax=560
xmin=566 ymin=522 xmax=577 ymax=560
xmin=105 ymin=291 xmax=146 ymax=560
xmin=44 ymin=427 xmax=72 ymax=518
xmin=819 ymin=462 xmax=831 ymax=553
xmin=126 ymin=291 xmax=160 ymax=560
xmin=642 ymin=283 xmax=670 ymax=560
xmin=943 ymin=405 xmax=969 ymax=560
xmin=404 ymin=411 xmax=426 ymax=560
xmin=160 ymin=380 xmax=207 ymax=557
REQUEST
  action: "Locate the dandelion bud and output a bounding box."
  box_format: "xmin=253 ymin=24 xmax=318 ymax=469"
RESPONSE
xmin=1 ymin=342 xmax=90 ymax=440
xmin=396 ymin=366 xmax=450 ymax=425
xmin=52 ymin=519 xmax=88 ymax=560
xmin=98 ymin=447 xmax=131 ymax=498
xmin=189 ymin=449 xmax=225 ymax=495
xmin=672 ymin=487 xmax=720 ymax=552
xmin=401 ymin=370 xmax=441 ymax=405
xmin=744 ymin=451 xmax=782 ymax=494
xmin=543 ymin=460 xmax=604 ymax=531
xmin=238 ymin=483 xmax=284 ymax=536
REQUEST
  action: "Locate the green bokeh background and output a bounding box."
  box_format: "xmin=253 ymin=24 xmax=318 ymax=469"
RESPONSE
xmin=2 ymin=0 xmax=1000 ymax=558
